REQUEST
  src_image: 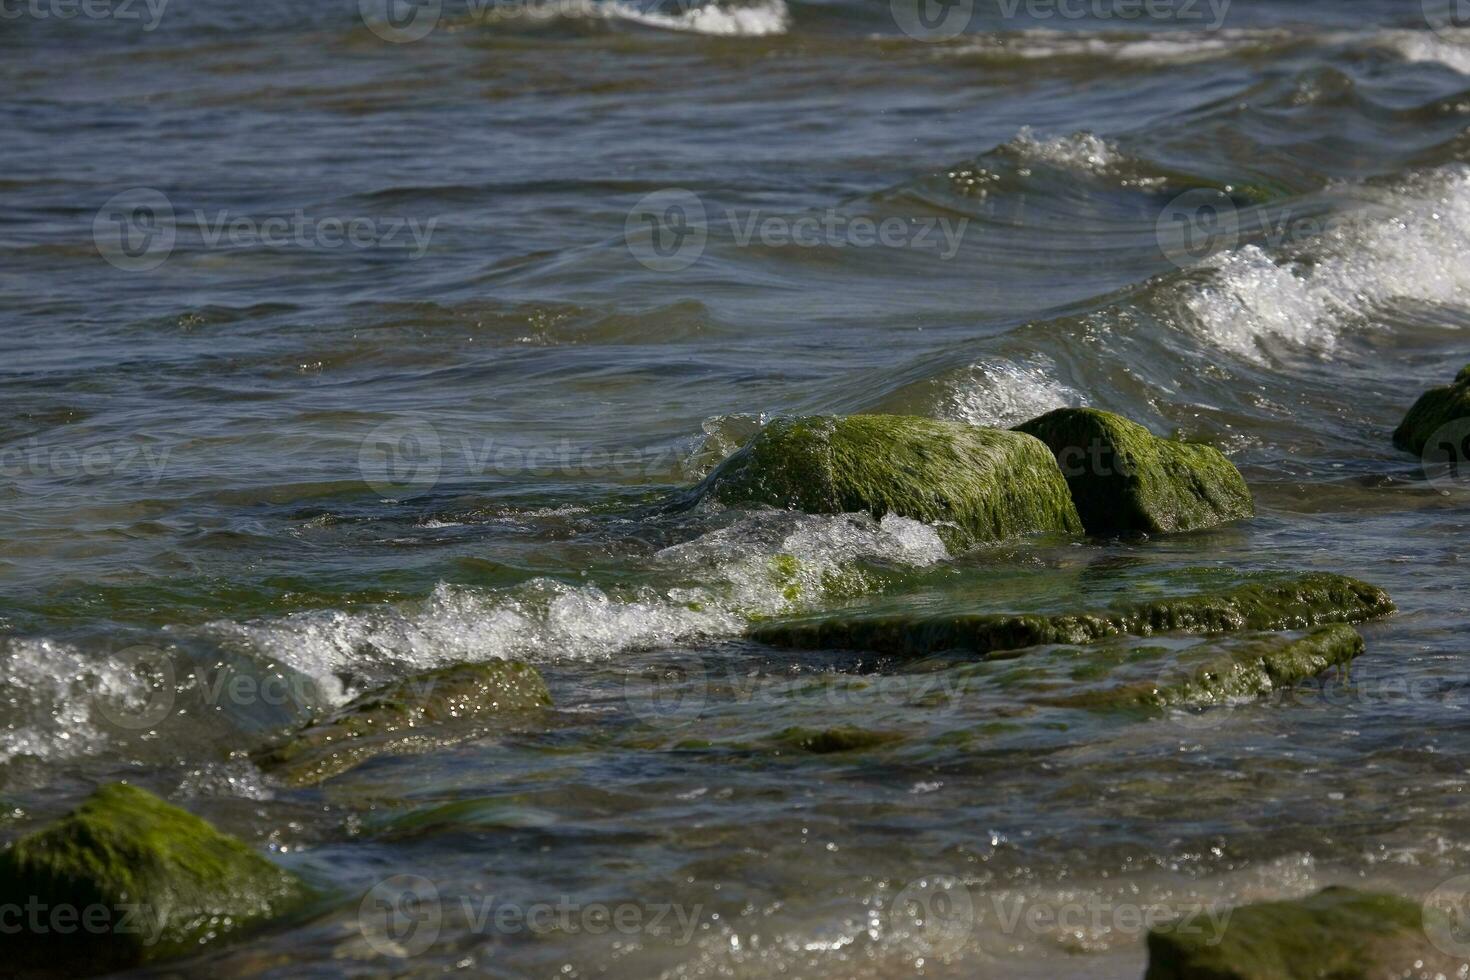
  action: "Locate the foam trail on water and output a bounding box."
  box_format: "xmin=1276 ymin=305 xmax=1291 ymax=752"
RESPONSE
xmin=206 ymin=512 xmax=946 ymax=707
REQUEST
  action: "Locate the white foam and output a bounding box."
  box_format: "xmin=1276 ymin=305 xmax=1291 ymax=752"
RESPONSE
xmin=1005 ymin=127 xmax=1120 ymax=174
xmin=1180 ymin=166 xmax=1470 ymax=360
xmin=471 ymin=0 xmax=789 ymax=36
xmin=0 ymin=638 xmax=144 ymax=765
xmin=944 ymin=358 xmax=1083 ymax=427
xmin=955 ymin=29 xmax=1287 ymax=66
xmin=206 ymin=511 xmax=945 ymax=705
xmin=1373 ymin=28 xmax=1470 ymax=75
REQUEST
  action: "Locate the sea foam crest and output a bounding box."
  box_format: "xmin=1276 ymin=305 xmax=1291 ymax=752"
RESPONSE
xmin=474 ymin=0 xmax=789 ymax=36
xmin=206 ymin=511 xmax=945 ymax=707
xmin=1181 ymin=165 xmax=1470 ymax=360
xmin=944 ymin=358 xmax=1083 ymax=427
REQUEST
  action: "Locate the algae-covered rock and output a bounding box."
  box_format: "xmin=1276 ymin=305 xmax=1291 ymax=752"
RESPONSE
xmin=255 ymin=660 xmax=551 ymax=787
xmin=750 ymin=572 xmax=1393 ymax=657
xmin=1146 ymin=886 xmax=1460 ymax=980
xmin=1051 ymin=624 xmax=1363 ymax=709
xmin=680 ymin=415 xmax=1083 ymax=547
xmin=768 ymin=726 xmax=905 ymax=754
xmin=0 ymin=783 xmax=310 ymax=976
xmin=1014 ymin=408 xmax=1253 ymax=535
xmin=1393 ymin=364 xmax=1470 ymax=456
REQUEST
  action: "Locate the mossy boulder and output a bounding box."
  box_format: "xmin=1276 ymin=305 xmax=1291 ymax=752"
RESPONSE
xmin=0 ymin=784 xmax=310 ymax=976
xmin=750 ymin=572 xmax=1393 ymax=657
xmin=1146 ymin=886 xmax=1460 ymax=979
xmin=679 ymin=415 xmax=1083 ymax=547
xmin=1014 ymin=408 xmax=1253 ymax=535
xmin=255 ymin=660 xmax=551 ymax=787
xmin=1393 ymin=364 xmax=1470 ymax=456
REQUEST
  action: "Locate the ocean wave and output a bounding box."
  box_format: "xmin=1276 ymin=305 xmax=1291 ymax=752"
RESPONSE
xmin=0 ymin=639 xmax=144 ymax=766
xmin=942 ymin=358 xmax=1083 ymax=427
xmin=205 ymin=511 xmax=944 ymax=708
xmin=948 ymin=28 xmax=1294 ymax=66
xmin=1178 ymin=165 xmax=1470 ymax=360
xmin=1002 ymin=127 xmax=1121 ymax=175
xmin=466 ymin=0 xmax=790 ymax=36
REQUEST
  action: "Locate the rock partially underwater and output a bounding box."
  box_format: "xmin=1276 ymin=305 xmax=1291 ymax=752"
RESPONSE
xmin=1015 ymin=407 xmax=1253 ymax=535
xmin=1146 ymin=886 xmax=1462 ymax=980
xmin=750 ymin=573 xmax=1394 ymax=657
xmin=255 ymin=660 xmax=551 ymax=787
xmin=1019 ymin=624 xmax=1363 ymax=710
xmin=0 ymin=783 xmax=311 ymax=977
xmin=1393 ymin=363 xmax=1470 ymax=456
xmin=678 ymin=414 xmax=1083 ymax=547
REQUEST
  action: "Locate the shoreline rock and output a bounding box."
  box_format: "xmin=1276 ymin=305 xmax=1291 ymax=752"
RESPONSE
xmin=1393 ymin=363 xmax=1470 ymax=456
xmin=1015 ymin=407 xmax=1253 ymax=535
xmin=676 ymin=415 xmax=1083 ymax=547
xmin=749 ymin=572 xmax=1394 ymax=657
xmin=255 ymin=660 xmax=551 ymax=787
xmin=0 ymin=783 xmax=311 ymax=977
xmin=1146 ymin=886 xmax=1460 ymax=979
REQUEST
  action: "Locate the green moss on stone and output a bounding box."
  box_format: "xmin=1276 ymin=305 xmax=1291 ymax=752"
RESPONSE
xmin=1393 ymin=364 xmax=1470 ymax=455
xmin=1146 ymin=886 xmax=1456 ymax=980
xmin=750 ymin=573 xmax=1393 ymax=657
xmin=0 ymin=784 xmax=310 ymax=976
xmin=255 ymin=660 xmax=551 ymax=787
xmin=678 ymin=415 xmax=1083 ymax=547
xmin=1014 ymin=408 xmax=1253 ymax=535
xmin=768 ymin=726 xmax=905 ymax=754
xmin=1053 ymin=624 xmax=1363 ymax=709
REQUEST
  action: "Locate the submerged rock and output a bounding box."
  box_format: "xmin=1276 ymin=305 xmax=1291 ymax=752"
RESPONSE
xmin=678 ymin=415 xmax=1083 ymax=547
xmin=1014 ymin=408 xmax=1253 ymax=535
xmin=1393 ymin=363 xmax=1470 ymax=456
xmin=255 ymin=660 xmax=551 ymax=787
xmin=768 ymin=726 xmax=905 ymax=754
xmin=1049 ymin=624 xmax=1363 ymax=709
xmin=750 ymin=572 xmax=1393 ymax=657
xmin=1146 ymin=886 xmax=1459 ymax=980
xmin=0 ymin=783 xmax=310 ymax=976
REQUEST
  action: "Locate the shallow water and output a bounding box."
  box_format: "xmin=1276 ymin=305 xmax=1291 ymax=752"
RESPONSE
xmin=5 ymin=0 xmax=1470 ymax=976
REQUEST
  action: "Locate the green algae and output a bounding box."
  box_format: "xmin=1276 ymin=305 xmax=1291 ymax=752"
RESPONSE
xmin=750 ymin=572 xmax=1394 ymax=657
xmin=1049 ymin=624 xmax=1363 ymax=709
xmin=1146 ymin=886 xmax=1456 ymax=980
xmin=1393 ymin=363 xmax=1470 ymax=455
xmin=0 ymin=784 xmax=310 ymax=976
xmin=1014 ymin=408 xmax=1253 ymax=535
xmin=679 ymin=415 xmax=1083 ymax=547
xmin=767 ymin=726 xmax=906 ymax=754
xmin=255 ymin=660 xmax=551 ymax=787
